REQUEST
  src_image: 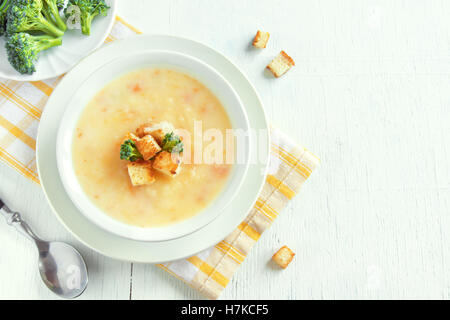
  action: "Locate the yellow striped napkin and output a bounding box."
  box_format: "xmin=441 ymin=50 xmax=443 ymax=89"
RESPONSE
xmin=157 ymin=128 xmax=319 ymax=299
xmin=0 ymin=17 xmax=319 ymax=300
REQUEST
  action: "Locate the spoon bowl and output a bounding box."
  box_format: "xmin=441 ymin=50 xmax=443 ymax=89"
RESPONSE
xmin=37 ymin=241 xmax=88 ymax=299
xmin=1 ymin=198 xmax=89 ymax=299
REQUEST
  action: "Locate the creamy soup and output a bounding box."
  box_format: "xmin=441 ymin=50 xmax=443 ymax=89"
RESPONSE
xmin=73 ymin=68 xmax=232 ymax=227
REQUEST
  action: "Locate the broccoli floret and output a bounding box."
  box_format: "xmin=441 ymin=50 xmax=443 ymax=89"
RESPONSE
xmin=42 ymin=0 xmax=67 ymax=32
xmin=65 ymin=0 xmax=109 ymax=36
xmin=161 ymin=132 xmax=184 ymax=153
xmin=6 ymin=32 xmax=62 ymax=74
xmin=6 ymin=0 xmax=65 ymax=37
xmin=0 ymin=0 xmax=10 ymax=36
xmin=120 ymin=139 xmax=143 ymax=162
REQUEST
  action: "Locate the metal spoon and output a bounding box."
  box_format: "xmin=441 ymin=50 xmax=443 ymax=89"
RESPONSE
xmin=0 ymin=198 xmax=88 ymax=299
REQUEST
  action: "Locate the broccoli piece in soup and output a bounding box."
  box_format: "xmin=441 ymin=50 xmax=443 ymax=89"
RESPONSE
xmin=65 ymin=0 xmax=109 ymax=36
xmin=162 ymin=132 xmax=184 ymax=153
xmin=6 ymin=32 xmax=62 ymax=74
xmin=120 ymin=139 xmax=143 ymax=162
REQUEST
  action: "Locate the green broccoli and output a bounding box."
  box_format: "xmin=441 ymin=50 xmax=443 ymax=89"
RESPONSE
xmin=6 ymin=0 xmax=65 ymax=37
xmin=42 ymin=0 xmax=67 ymax=32
xmin=120 ymin=139 xmax=143 ymax=162
xmin=5 ymin=32 xmax=62 ymax=74
xmin=65 ymin=0 xmax=109 ymax=36
xmin=0 ymin=0 xmax=10 ymax=36
xmin=162 ymin=132 xmax=184 ymax=153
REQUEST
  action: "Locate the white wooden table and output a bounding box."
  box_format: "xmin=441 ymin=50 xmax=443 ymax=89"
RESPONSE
xmin=1 ymin=0 xmax=450 ymax=300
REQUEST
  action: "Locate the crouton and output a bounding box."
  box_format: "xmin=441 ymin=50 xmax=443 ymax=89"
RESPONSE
xmin=135 ymin=135 xmax=161 ymax=161
xmin=152 ymin=151 xmax=182 ymax=177
xmin=272 ymin=246 xmax=295 ymax=269
xmin=127 ymin=162 xmax=156 ymax=186
xmin=136 ymin=121 xmax=175 ymax=145
xmin=267 ymin=51 xmax=295 ymax=78
xmin=136 ymin=122 xmax=154 ymax=138
xmin=123 ymin=132 xmax=139 ymax=143
xmin=252 ymin=30 xmax=270 ymax=48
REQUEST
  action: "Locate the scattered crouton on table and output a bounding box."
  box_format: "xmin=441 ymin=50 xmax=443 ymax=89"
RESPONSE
xmin=153 ymin=151 xmax=182 ymax=177
xmin=272 ymin=246 xmax=295 ymax=269
xmin=267 ymin=51 xmax=295 ymax=78
xmin=127 ymin=162 xmax=156 ymax=186
xmin=135 ymin=135 xmax=161 ymax=160
xmin=252 ymin=30 xmax=270 ymax=48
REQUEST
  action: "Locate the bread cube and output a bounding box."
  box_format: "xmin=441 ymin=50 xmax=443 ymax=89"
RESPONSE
xmin=136 ymin=121 xmax=175 ymax=145
xmin=136 ymin=122 xmax=154 ymax=138
xmin=127 ymin=162 xmax=156 ymax=186
xmin=272 ymin=246 xmax=295 ymax=269
xmin=152 ymin=151 xmax=182 ymax=177
xmin=252 ymin=30 xmax=270 ymax=48
xmin=135 ymin=135 xmax=161 ymax=160
xmin=123 ymin=132 xmax=139 ymax=143
xmin=267 ymin=51 xmax=295 ymax=78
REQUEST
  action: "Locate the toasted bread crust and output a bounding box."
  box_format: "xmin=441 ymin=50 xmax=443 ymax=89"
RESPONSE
xmin=280 ymin=50 xmax=295 ymax=66
xmin=136 ymin=121 xmax=175 ymax=145
xmin=252 ymin=30 xmax=270 ymax=48
xmin=135 ymin=135 xmax=161 ymax=160
xmin=272 ymin=246 xmax=295 ymax=269
xmin=136 ymin=122 xmax=152 ymax=138
xmin=152 ymin=151 xmax=182 ymax=177
xmin=267 ymin=51 xmax=295 ymax=78
xmin=123 ymin=132 xmax=139 ymax=143
xmin=127 ymin=161 xmax=156 ymax=186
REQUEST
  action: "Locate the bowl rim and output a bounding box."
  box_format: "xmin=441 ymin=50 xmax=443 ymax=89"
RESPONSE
xmin=56 ymin=49 xmax=251 ymax=242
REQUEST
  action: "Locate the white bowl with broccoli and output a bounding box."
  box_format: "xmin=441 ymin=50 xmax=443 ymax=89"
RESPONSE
xmin=0 ymin=0 xmax=117 ymax=81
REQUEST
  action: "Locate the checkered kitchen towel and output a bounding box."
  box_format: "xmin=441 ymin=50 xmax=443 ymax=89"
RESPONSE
xmin=0 ymin=17 xmax=319 ymax=299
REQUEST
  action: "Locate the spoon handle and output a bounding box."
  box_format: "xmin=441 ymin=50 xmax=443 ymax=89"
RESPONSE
xmin=0 ymin=198 xmax=41 ymax=242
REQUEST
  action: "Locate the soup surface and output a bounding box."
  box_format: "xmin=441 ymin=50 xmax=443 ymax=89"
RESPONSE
xmin=73 ymin=68 xmax=232 ymax=227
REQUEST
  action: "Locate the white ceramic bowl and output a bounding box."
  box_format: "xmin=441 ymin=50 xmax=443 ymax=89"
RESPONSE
xmin=56 ymin=50 xmax=250 ymax=242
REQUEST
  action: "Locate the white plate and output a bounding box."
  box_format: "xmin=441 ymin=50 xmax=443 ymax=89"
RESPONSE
xmin=0 ymin=0 xmax=117 ymax=81
xmin=56 ymin=50 xmax=251 ymax=241
xmin=36 ymin=35 xmax=269 ymax=263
